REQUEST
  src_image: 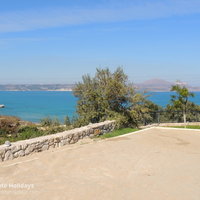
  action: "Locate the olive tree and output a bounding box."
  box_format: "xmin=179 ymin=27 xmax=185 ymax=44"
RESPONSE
xmin=73 ymin=67 xmax=157 ymax=128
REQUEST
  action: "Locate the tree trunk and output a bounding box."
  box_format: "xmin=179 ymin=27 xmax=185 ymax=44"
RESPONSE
xmin=183 ymin=112 xmax=186 ymax=128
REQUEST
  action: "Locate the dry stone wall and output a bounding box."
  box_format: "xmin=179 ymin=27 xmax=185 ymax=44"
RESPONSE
xmin=0 ymin=120 xmax=115 ymax=162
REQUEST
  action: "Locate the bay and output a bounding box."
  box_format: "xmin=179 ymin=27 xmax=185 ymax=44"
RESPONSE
xmin=0 ymin=91 xmax=77 ymax=122
xmin=0 ymin=91 xmax=200 ymax=122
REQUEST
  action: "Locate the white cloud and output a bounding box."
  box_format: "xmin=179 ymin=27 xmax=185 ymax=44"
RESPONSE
xmin=0 ymin=0 xmax=200 ymax=32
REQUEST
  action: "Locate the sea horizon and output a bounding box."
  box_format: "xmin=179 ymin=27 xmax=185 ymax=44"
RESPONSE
xmin=1 ymin=91 xmax=200 ymax=123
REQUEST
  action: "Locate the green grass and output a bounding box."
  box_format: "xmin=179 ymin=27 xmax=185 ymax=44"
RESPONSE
xmin=99 ymin=128 xmax=138 ymax=139
xmin=0 ymin=125 xmax=67 ymax=145
xmin=0 ymin=126 xmax=139 ymax=145
xmin=169 ymin=125 xmax=200 ymax=129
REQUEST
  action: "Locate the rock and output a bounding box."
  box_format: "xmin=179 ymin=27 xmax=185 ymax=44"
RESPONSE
xmin=4 ymin=150 xmax=13 ymax=161
xmin=59 ymin=140 xmax=68 ymax=147
xmin=11 ymin=145 xmax=21 ymax=153
xmin=4 ymin=141 xmax=11 ymax=147
xmin=25 ymin=145 xmax=35 ymax=155
xmin=55 ymin=137 xmax=61 ymax=143
xmin=0 ymin=149 xmax=5 ymax=159
xmin=41 ymin=145 xmax=49 ymax=151
xmin=14 ymin=150 xmax=25 ymax=158
xmin=94 ymin=129 xmax=101 ymax=136
xmin=18 ymin=150 xmax=25 ymax=157
xmin=49 ymin=144 xmax=55 ymax=149
xmin=0 ymin=120 xmax=116 ymax=162
xmin=88 ymin=129 xmax=94 ymax=135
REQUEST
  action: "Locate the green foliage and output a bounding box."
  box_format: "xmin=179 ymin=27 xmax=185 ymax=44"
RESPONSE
xmin=73 ymin=67 xmax=133 ymax=126
xmin=165 ymin=102 xmax=200 ymax=122
xmin=17 ymin=125 xmax=43 ymax=140
xmin=39 ymin=117 xmax=67 ymax=134
xmin=166 ymin=84 xmax=196 ymax=122
xmin=170 ymin=84 xmax=194 ymax=112
xmin=40 ymin=117 xmax=61 ymax=127
xmin=129 ymin=93 xmax=162 ymax=126
xmin=40 ymin=117 xmax=53 ymax=127
xmin=44 ymin=126 xmax=66 ymax=135
xmin=0 ymin=125 xmax=44 ymax=145
xmin=64 ymin=116 xmax=71 ymax=126
xmin=170 ymin=125 xmax=200 ymax=129
xmin=0 ymin=116 xmax=20 ymax=136
xmin=0 ymin=123 xmax=67 ymax=145
xmin=73 ymin=67 xmax=156 ymax=128
xmin=52 ymin=118 xmax=60 ymax=126
xmin=98 ymin=128 xmax=138 ymax=139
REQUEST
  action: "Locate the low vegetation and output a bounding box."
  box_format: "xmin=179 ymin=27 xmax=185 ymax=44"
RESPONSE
xmin=0 ymin=114 xmax=138 ymax=145
xmin=0 ymin=116 xmax=20 ymax=136
xmin=98 ymin=128 xmax=138 ymax=139
xmin=1 ymin=68 xmax=200 ymax=145
xmin=169 ymin=125 xmax=200 ymax=129
xmin=73 ymin=67 xmax=200 ymax=128
xmin=0 ymin=116 xmax=71 ymax=145
xmin=73 ymin=67 xmax=160 ymax=129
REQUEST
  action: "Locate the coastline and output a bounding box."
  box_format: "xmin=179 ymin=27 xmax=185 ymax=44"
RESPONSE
xmin=0 ymin=89 xmax=73 ymax=92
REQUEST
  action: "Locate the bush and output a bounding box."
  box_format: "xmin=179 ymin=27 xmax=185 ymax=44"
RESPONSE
xmin=18 ymin=125 xmax=44 ymax=140
xmin=44 ymin=126 xmax=66 ymax=135
xmin=64 ymin=116 xmax=71 ymax=126
xmin=98 ymin=128 xmax=138 ymax=139
xmin=73 ymin=68 xmax=158 ymax=128
xmin=40 ymin=117 xmax=53 ymax=126
xmin=0 ymin=116 xmax=20 ymax=136
xmin=52 ymin=118 xmax=60 ymax=126
xmin=18 ymin=125 xmax=38 ymax=133
xmin=40 ymin=117 xmax=61 ymax=127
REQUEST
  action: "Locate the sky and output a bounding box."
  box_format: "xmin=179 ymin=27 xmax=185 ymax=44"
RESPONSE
xmin=0 ymin=0 xmax=200 ymax=85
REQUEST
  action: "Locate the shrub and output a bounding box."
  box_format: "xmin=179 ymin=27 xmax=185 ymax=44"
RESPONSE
xmin=73 ymin=68 xmax=158 ymax=128
xmin=18 ymin=125 xmax=39 ymax=133
xmin=18 ymin=125 xmax=44 ymax=140
xmin=40 ymin=117 xmax=53 ymax=126
xmin=52 ymin=118 xmax=60 ymax=126
xmin=64 ymin=116 xmax=71 ymax=126
xmin=44 ymin=126 xmax=66 ymax=135
xmin=40 ymin=117 xmax=61 ymax=127
xmin=0 ymin=116 xmax=20 ymax=136
xmin=98 ymin=128 xmax=138 ymax=139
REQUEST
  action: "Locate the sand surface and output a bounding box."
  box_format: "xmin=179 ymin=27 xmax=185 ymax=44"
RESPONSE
xmin=0 ymin=127 xmax=200 ymax=200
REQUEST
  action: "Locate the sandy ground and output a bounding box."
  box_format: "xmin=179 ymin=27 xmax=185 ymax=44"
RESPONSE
xmin=0 ymin=127 xmax=200 ymax=200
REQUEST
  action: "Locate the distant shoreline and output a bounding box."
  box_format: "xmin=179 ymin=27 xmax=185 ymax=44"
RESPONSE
xmin=0 ymin=89 xmax=73 ymax=92
xmin=1 ymin=79 xmax=200 ymax=92
xmin=1 ymin=89 xmax=200 ymax=92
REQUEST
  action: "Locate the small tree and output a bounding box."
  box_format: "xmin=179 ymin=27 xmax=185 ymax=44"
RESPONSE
xmin=130 ymin=93 xmax=161 ymax=126
xmin=40 ymin=117 xmax=53 ymax=127
xmin=165 ymin=101 xmax=200 ymax=123
xmin=73 ymin=67 xmax=135 ymax=126
xmin=170 ymin=84 xmax=194 ymax=125
xmin=52 ymin=118 xmax=60 ymax=126
xmin=64 ymin=116 xmax=71 ymax=126
xmin=73 ymin=67 xmax=157 ymax=128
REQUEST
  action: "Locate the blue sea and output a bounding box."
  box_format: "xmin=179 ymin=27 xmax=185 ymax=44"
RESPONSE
xmin=0 ymin=91 xmax=200 ymax=122
xmin=0 ymin=91 xmax=77 ymax=122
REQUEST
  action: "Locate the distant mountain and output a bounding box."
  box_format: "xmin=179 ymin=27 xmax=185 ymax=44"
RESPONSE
xmin=0 ymin=80 xmax=200 ymax=92
xmin=0 ymin=84 xmax=75 ymax=91
xmin=136 ymin=79 xmax=200 ymax=92
xmin=136 ymin=79 xmax=173 ymax=92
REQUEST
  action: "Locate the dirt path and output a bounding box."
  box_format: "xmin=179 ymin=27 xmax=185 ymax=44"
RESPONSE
xmin=0 ymin=127 xmax=200 ymax=200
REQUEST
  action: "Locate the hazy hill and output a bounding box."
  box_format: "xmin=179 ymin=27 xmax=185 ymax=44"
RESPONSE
xmin=136 ymin=79 xmax=173 ymax=92
xmin=0 ymin=84 xmax=75 ymax=91
xmin=0 ymin=80 xmax=200 ymax=92
xmin=136 ymin=79 xmax=200 ymax=92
